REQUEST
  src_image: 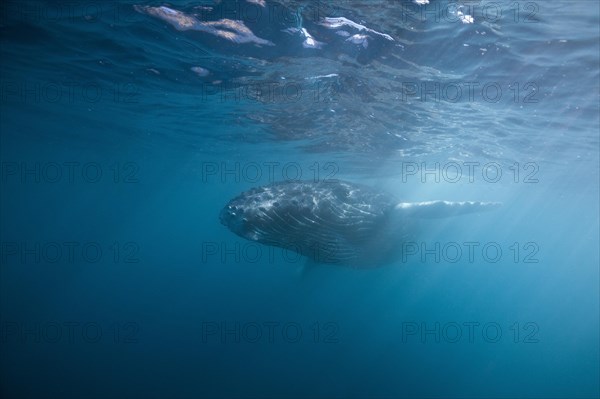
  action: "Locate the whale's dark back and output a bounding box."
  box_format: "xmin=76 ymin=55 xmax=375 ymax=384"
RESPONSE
xmin=220 ymin=180 xmax=400 ymax=266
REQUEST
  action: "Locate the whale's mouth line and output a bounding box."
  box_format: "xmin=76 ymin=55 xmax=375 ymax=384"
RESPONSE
xmin=220 ymin=204 xmax=253 ymax=239
xmin=218 ymin=207 xmax=229 ymax=226
xmin=219 ymin=206 xmax=240 ymax=229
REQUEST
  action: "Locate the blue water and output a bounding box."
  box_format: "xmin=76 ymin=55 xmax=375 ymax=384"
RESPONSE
xmin=1 ymin=1 xmax=598 ymax=398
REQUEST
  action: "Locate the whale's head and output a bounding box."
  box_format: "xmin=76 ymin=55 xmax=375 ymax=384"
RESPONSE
xmin=219 ymin=182 xmax=328 ymax=245
xmin=219 ymin=202 xmax=253 ymax=239
xmin=219 ymin=187 xmax=277 ymax=242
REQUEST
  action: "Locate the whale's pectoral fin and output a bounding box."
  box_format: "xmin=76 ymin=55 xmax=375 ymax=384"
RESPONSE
xmin=394 ymin=201 xmax=501 ymax=219
xmin=297 ymin=257 xmax=318 ymax=278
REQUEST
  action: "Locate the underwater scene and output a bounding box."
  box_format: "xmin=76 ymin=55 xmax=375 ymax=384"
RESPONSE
xmin=1 ymin=1 xmax=599 ymax=398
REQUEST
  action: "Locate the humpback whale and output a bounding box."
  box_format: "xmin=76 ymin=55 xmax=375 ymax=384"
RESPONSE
xmin=220 ymin=180 xmax=500 ymax=268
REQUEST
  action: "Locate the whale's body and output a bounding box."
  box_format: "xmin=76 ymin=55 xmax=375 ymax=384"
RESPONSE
xmin=220 ymin=180 xmax=499 ymax=268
